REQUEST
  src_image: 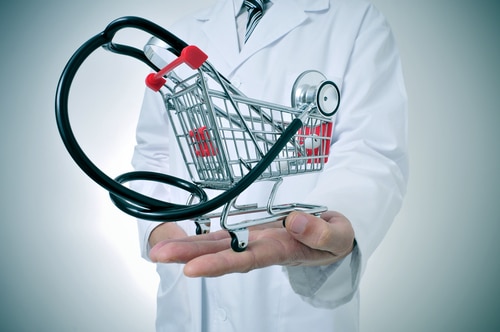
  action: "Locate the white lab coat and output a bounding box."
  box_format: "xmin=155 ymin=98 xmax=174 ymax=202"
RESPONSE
xmin=132 ymin=0 xmax=408 ymax=331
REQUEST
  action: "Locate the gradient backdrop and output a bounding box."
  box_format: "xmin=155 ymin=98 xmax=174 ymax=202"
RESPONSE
xmin=1 ymin=1 xmax=499 ymax=331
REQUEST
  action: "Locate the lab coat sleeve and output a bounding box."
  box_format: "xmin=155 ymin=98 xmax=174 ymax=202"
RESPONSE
xmin=285 ymin=4 xmax=409 ymax=308
xmin=131 ymin=87 xmax=172 ymax=262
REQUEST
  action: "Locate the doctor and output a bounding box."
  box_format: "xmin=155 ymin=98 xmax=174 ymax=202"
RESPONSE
xmin=133 ymin=0 xmax=408 ymax=331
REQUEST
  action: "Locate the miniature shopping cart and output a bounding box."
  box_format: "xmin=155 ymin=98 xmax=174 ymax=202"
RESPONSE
xmin=55 ymin=17 xmax=340 ymax=252
xmin=144 ymin=36 xmax=340 ymax=250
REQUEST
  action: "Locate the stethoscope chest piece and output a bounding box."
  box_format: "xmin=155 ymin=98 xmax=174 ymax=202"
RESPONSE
xmin=291 ymin=70 xmax=340 ymax=117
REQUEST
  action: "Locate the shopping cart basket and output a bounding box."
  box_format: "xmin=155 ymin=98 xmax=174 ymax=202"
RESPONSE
xmin=55 ymin=17 xmax=340 ymax=251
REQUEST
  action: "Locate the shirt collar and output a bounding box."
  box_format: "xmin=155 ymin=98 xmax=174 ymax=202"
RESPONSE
xmin=233 ymin=0 xmax=273 ymax=17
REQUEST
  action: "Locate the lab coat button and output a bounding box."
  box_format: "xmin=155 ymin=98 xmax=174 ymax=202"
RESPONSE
xmin=231 ymin=78 xmax=241 ymax=87
xmin=216 ymin=308 xmax=227 ymax=321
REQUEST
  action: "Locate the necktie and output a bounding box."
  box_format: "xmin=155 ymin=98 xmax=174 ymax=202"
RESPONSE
xmin=243 ymin=0 xmax=265 ymax=43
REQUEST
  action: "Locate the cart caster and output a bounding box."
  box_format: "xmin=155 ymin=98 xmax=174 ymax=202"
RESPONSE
xmin=229 ymin=229 xmax=249 ymax=252
xmin=195 ymin=219 xmax=211 ymax=235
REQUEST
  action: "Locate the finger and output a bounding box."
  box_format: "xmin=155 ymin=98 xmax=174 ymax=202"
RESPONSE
xmin=152 ymin=229 xmax=231 ymax=248
xmin=183 ymin=230 xmax=290 ymax=277
xmin=284 ymin=211 xmax=355 ymax=257
xmin=149 ymin=231 xmax=231 ymax=263
xmin=183 ymin=249 xmax=252 ymax=277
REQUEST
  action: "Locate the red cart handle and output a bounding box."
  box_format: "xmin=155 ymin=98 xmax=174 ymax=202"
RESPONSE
xmin=145 ymin=45 xmax=208 ymax=91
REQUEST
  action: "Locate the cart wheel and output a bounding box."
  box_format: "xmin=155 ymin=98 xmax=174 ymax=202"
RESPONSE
xmin=291 ymin=70 xmax=340 ymax=117
xmin=229 ymin=229 xmax=249 ymax=252
xmin=195 ymin=220 xmax=210 ymax=235
xmin=195 ymin=223 xmax=202 ymax=235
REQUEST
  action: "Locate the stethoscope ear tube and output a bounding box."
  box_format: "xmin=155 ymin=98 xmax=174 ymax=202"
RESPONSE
xmin=55 ymin=16 xmax=302 ymax=222
xmin=103 ymin=16 xmax=188 ymax=56
xmin=55 ymin=22 xmax=176 ymax=217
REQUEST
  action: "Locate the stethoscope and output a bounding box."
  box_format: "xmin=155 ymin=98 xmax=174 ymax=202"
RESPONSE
xmin=55 ymin=16 xmax=304 ymax=225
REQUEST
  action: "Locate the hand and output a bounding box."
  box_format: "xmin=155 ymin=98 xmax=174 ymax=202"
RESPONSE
xmin=149 ymin=211 xmax=355 ymax=277
xmin=148 ymin=222 xmax=188 ymax=247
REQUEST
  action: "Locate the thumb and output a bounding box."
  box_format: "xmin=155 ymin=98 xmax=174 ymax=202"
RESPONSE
xmin=284 ymin=211 xmax=355 ymax=256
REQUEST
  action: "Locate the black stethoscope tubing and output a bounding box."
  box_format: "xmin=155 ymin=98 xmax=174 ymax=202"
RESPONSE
xmin=55 ymin=16 xmax=302 ymax=222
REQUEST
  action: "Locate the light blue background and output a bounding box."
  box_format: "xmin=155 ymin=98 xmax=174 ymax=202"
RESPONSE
xmin=0 ymin=1 xmax=498 ymax=331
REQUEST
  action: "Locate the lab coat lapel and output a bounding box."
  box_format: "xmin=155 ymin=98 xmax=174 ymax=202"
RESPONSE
xmin=195 ymin=0 xmax=241 ymax=70
xmin=239 ymin=1 xmax=304 ymax=60
xmin=194 ymin=0 xmax=330 ymax=72
xmin=239 ymin=0 xmax=330 ymax=65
